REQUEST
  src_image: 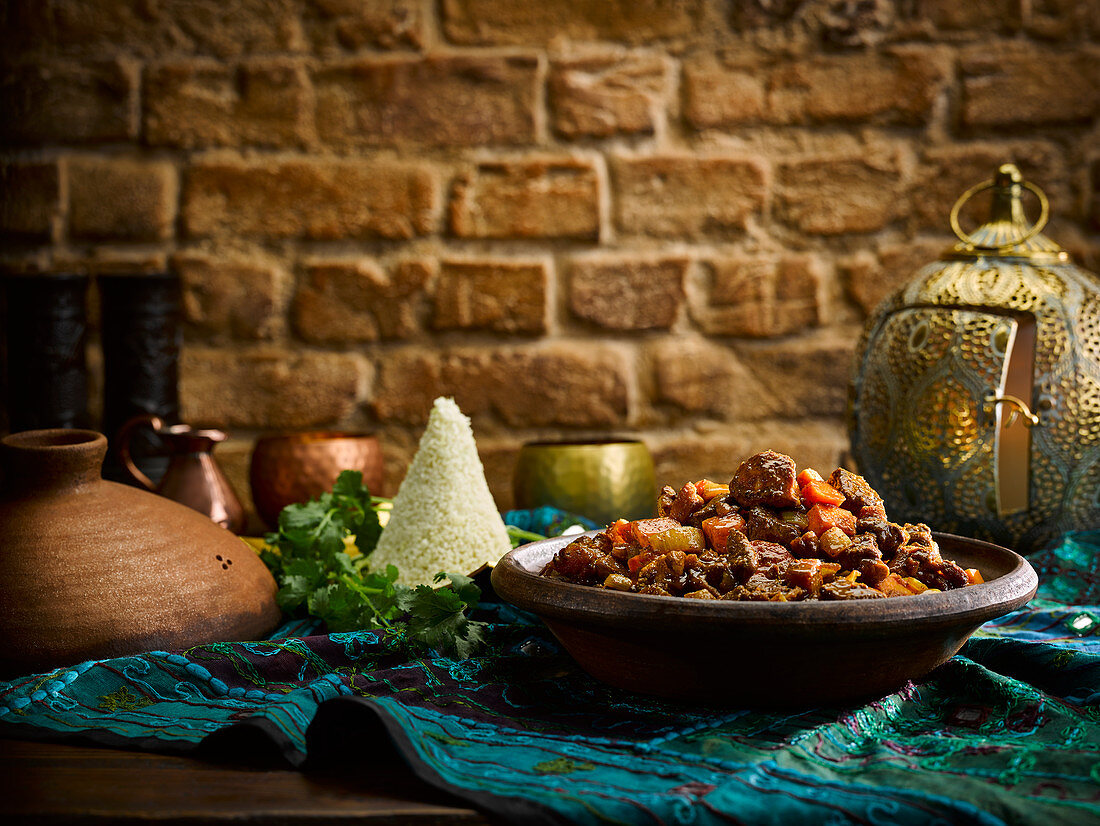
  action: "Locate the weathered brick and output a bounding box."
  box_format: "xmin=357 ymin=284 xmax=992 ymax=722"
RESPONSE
xmin=911 ymin=144 xmax=1069 ymax=232
xmin=839 ymin=240 xmax=945 ymax=317
xmin=441 ymin=0 xmax=701 ymax=45
xmin=0 ymin=161 xmax=59 ymax=241
xmin=0 ymin=60 xmax=137 ymax=144
xmin=31 ymin=0 xmax=301 ymax=59
xmin=776 ymin=156 xmax=902 ymax=235
xmin=613 ymin=154 xmax=767 ymax=237
xmin=145 ymin=59 xmax=313 ymax=149
xmin=304 ymin=0 xmax=425 ymax=52
xmin=174 ymin=252 xmax=289 ymax=340
xmin=68 ymin=157 xmax=178 ymax=242
xmin=685 ymin=47 xmax=950 ymax=129
xmin=919 ymin=0 xmax=1021 ymax=35
xmin=1090 ymin=158 xmax=1100 ymax=233
xmin=451 ymin=158 xmax=599 ymax=240
xmin=372 ymin=343 xmax=631 ymax=428
xmin=293 ymin=258 xmax=430 ymax=343
xmin=183 ymin=156 xmax=438 ymax=239
xmin=181 ymin=347 xmax=366 ymax=429
xmin=961 ymin=44 xmax=1100 ymax=127
xmin=315 ymin=56 xmax=538 ymax=148
xmin=549 ymin=51 xmax=670 ymax=139
xmin=736 ymin=334 xmax=859 ymax=419
xmin=694 ymin=254 xmax=824 ymax=337
xmin=432 ymin=259 xmax=548 ymax=334
xmin=652 ymin=337 xmax=776 ymax=420
xmin=1025 ymin=0 xmax=1100 ymax=40
xmin=570 ymin=256 xmax=687 ymax=331
xmin=651 ymin=421 xmax=850 ymax=489
xmin=681 ymin=56 xmax=767 ymax=128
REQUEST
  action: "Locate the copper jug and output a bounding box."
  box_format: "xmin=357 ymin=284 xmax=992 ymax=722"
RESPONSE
xmin=117 ymin=414 xmax=245 ymax=533
xmin=849 ymin=164 xmax=1100 ymax=554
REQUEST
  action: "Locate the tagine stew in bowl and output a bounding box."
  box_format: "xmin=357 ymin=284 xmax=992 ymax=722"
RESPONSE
xmin=493 ymin=450 xmax=1038 ymax=706
xmin=541 ymin=450 xmax=981 ymax=602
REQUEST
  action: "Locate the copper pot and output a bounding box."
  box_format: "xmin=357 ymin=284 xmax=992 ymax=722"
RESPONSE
xmin=249 ymin=431 xmax=384 ymax=529
xmin=116 ymin=414 xmax=245 ymax=533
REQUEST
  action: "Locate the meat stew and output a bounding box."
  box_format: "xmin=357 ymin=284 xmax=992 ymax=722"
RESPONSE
xmin=540 ymin=450 xmax=983 ymax=601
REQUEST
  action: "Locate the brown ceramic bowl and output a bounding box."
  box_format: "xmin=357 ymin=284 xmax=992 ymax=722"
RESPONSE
xmin=491 ymin=532 xmax=1038 ymax=707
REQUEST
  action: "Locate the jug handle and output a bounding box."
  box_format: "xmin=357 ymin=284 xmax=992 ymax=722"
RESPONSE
xmin=116 ymin=414 xmax=162 ymax=491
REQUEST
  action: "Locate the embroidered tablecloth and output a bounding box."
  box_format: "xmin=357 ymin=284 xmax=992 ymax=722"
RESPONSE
xmin=2 ymin=523 xmax=1098 ymax=826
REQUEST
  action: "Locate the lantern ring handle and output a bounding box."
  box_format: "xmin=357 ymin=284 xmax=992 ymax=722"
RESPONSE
xmin=949 ymin=178 xmax=1049 ymax=249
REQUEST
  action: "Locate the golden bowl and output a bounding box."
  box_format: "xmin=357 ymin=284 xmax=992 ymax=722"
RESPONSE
xmin=512 ymin=440 xmax=656 ymax=526
xmin=249 ymin=431 xmax=383 ymax=529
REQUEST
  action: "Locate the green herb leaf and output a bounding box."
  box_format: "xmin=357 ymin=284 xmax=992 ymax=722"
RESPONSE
xmin=260 ymin=477 xmax=484 ymax=659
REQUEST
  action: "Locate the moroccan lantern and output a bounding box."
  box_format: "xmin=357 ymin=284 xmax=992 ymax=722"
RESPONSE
xmin=849 ymin=164 xmax=1100 ymax=553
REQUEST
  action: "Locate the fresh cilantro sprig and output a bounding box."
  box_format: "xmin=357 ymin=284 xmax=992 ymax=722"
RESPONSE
xmin=259 ymin=470 xmax=487 ymax=660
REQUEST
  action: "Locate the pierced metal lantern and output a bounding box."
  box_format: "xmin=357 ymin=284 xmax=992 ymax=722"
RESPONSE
xmin=850 ymin=164 xmax=1100 ymax=553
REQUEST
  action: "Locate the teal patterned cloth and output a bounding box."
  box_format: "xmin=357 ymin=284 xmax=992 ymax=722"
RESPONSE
xmin=2 ymin=521 xmax=1099 ymax=826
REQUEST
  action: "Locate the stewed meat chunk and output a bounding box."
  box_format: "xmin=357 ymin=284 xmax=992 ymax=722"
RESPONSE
xmin=730 ymin=451 xmax=801 ymax=510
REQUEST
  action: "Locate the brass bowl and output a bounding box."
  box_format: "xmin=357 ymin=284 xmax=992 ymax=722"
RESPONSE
xmin=249 ymin=431 xmax=383 ymax=528
xmin=512 ymin=440 xmax=656 ymax=526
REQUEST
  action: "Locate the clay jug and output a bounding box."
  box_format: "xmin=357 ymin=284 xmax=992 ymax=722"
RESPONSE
xmin=0 ymin=428 xmax=281 ymax=678
xmin=117 ymin=414 xmax=245 ymax=533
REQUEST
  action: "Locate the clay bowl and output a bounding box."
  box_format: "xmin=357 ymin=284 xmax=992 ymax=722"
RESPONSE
xmin=492 ymin=532 xmax=1037 ymax=707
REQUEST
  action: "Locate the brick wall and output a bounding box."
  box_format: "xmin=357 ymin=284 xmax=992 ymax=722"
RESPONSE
xmin=2 ymin=0 xmax=1098 ymax=523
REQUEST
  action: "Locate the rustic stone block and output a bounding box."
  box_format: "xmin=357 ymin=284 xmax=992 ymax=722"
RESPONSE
xmin=174 ymin=252 xmax=289 ymax=340
xmin=695 ymin=254 xmax=824 ymax=337
xmin=613 ymin=154 xmax=767 ymax=237
xmin=652 ymin=337 xmax=776 ymax=420
xmin=1025 ymin=0 xmax=1100 ymax=40
xmin=441 ymin=0 xmax=701 ymax=45
xmin=569 ymin=256 xmax=687 ymax=331
xmin=549 ymin=51 xmax=670 ymax=139
xmin=68 ymin=157 xmax=178 ymax=242
xmin=35 ymin=0 xmax=301 ymax=58
xmin=451 ymin=158 xmax=600 ymax=239
xmin=183 ymin=156 xmax=438 ymax=239
xmin=918 ymin=0 xmax=1020 ymax=35
xmin=315 ymin=56 xmax=538 ymax=148
xmin=911 ymin=143 xmax=1069 ymax=232
xmin=1090 ymin=158 xmax=1100 ymax=233
xmin=0 ymin=161 xmax=59 ymax=241
xmin=293 ymin=258 xmax=430 ymax=343
xmin=145 ymin=59 xmax=313 ymax=149
xmin=839 ymin=240 xmax=945 ymax=317
xmin=776 ymin=156 xmax=902 ymax=235
xmin=432 ymin=259 xmax=548 ymax=334
xmin=181 ymin=347 xmax=365 ymax=429
xmin=0 ymin=60 xmax=137 ymax=144
xmin=961 ymin=45 xmax=1100 ymax=127
xmin=372 ymin=343 xmax=631 ymax=428
xmin=736 ymin=334 xmax=859 ymax=419
xmin=685 ymin=47 xmax=950 ymax=129
xmin=304 ymin=0 xmax=425 ymax=52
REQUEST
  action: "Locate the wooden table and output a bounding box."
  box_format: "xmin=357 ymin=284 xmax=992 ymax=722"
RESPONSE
xmin=0 ymin=739 xmax=490 ymax=824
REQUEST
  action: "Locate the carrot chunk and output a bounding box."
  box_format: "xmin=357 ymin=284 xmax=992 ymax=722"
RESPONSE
xmin=701 ymin=514 xmax=747 ymax=553
xmin=806 ymin=503 xmax=857 ymax=537
xmin=801 ymin=479 xmax=845 ymax=507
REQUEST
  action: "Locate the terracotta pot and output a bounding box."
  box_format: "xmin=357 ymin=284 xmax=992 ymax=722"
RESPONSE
xmin=0 ymin=429 xmax=281 ymax=678
xmin=250 ymin=431 xmax=383 ymax=529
